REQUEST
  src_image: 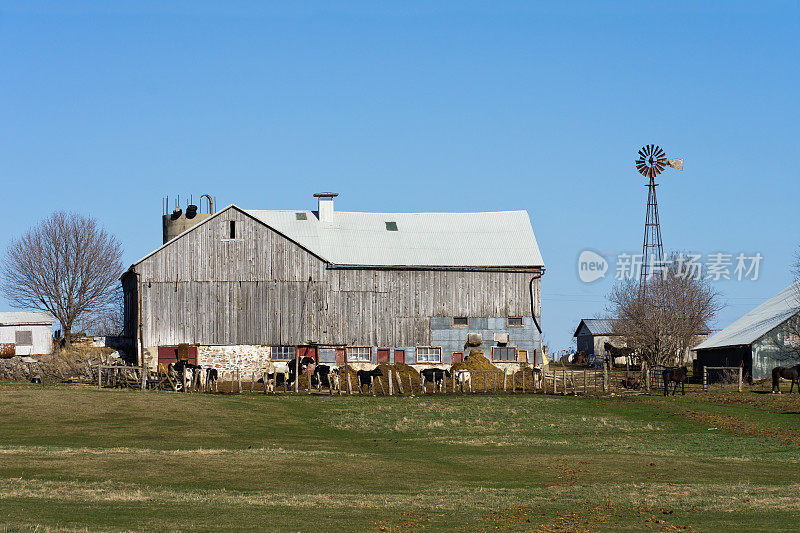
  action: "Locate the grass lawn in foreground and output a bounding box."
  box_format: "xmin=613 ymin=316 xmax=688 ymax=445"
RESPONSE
xmin=1 ymin=382 xmax=799 ymax=531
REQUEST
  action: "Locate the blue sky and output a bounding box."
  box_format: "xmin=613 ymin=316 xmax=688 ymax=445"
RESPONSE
xmin=1 ymin=1 xmax=798 ymax=349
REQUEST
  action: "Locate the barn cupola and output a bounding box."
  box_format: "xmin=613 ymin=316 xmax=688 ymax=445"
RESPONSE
xmin=314 ymin=192 xmax=338 ymax=227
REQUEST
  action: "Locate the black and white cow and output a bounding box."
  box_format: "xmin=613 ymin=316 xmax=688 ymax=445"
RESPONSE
xmin=286 ymin=356 xmax=316 ymax=388
xmin=454 ymin=370 xmax=471 ymax=392
xmin=205 ymin=368 xmax=219 ymax=392
xmin=172 ymin=360 xmax=201 ymax=391
xmin=420 ymin=368 xmax=451 ymax=392
xmin=312 ymin=364 xmax=341 ymax=391
xmin=356 ymin=367 xmax=383 ymax=393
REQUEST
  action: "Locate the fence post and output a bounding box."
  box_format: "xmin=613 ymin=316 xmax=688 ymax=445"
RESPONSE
xmin=583 ymin=369 xmax=587 ymax=395
xmin=522 ymin=370 xmax=526 ymax=393
xmin=409 ymin=375 xmax=413 ymax=395
xmin=738 ymin=367 xmax=743 ymax=393
xmin=388 ymin=369 xmax=393 ymax=395
xmin=703 ymin=366 xmax=708 ymax=392
xmin=602 ymin=362 xmax=608 ymax=393
xmin=562 ymin=367 xmax=566 ymax=396
xmin=396 ymin=371 xmax=404 ymax=394
xmin=308 ymin=367 xmax=312 ymax=395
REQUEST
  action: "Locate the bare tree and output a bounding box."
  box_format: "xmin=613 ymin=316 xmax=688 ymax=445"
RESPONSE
xmin=608 ymin=253 xmax=722 ymax=368
xmin=1 ymin=212 xmax=123 ymax=346
xmin=74 ymin=287 xmax=124 ymax=337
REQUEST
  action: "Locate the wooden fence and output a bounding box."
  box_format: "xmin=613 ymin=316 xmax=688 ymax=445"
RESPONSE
xmin=94 ymin=363 xmax=743 ymax=396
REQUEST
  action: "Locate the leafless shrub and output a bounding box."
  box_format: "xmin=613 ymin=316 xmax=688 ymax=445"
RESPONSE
xmin=1 ymin=212 xmax=123 ymax=346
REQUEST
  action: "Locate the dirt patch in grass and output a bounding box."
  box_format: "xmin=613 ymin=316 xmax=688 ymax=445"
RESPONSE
xmin=680 ymin=409 xmax=800 ymax=444
xmin=702 ymin=391 xmax=800 ymax=413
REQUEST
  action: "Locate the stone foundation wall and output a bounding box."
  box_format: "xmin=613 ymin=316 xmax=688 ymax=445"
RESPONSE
xmin=198 ymin=345 xmax=273 ymax=375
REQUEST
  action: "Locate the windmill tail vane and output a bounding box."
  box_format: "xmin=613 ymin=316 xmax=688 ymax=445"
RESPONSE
xmin=667 ymin=158 xmax=683 ymax=171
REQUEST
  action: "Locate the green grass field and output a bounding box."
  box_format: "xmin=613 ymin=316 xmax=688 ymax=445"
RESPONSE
xmin=1 ymin=383 xmax=799 ymax=532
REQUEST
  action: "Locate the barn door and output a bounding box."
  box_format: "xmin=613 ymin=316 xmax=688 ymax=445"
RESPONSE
xmin=394 ymin=349 xmax=405 ymax=364
xmin=377 ymin=348 xmax=390 ymax=363
xmin=452 ymin=351 xmax=463 ymax=364
xmin=298 ymin=346 xmax=318 ymax=362
xmin=158 ymin=346 xmax=197 ymax=366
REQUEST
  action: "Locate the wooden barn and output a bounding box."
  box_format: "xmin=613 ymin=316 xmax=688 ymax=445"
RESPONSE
xmin=694 ymin=282 xmax=800 ymax=381
xmin=121 ymin=193 xmax=545 ymax=374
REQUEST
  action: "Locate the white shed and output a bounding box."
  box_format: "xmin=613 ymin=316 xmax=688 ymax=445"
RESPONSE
xmin=0 ymin=311 xmax=55 ymax=356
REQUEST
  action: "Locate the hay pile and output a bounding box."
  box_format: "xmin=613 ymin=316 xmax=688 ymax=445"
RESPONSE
xmin=450 ymin=352 xmax=504 ymax=392
xmin=451 ymin=351 xmax=501 ymax=373
xmin=377 ymin=362 xmax=420 ymax=393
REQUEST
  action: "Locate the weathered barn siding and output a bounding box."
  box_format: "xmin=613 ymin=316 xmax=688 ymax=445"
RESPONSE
xmin=125 ymin=206 xmax=542 ymax=365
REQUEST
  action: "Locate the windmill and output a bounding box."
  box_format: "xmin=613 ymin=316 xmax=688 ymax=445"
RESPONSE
xmin=635 ymin=145 xmax=683 ymax=287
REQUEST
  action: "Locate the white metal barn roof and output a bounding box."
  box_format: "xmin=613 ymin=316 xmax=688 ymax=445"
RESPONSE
xmin=246 ymin=209 xmax=544 ymax=268
xmin=0 ymin=311 xmax=55 ymax=326
xmin=694 ymin=282 xmax=800 ymax=350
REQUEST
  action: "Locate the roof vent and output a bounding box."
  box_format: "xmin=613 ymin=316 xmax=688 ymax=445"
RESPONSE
xmin=296 ymin=212 xmax=307 ymax=220
xmin=385 ymin=221 xmax=398 ymax=231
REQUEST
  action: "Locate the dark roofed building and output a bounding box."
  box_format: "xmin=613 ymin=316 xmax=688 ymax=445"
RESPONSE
xmin=694 ymin=282 xmax=800 ymax=381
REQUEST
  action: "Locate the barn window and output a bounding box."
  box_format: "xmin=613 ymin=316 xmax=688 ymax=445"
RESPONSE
xmin=385 ymin=221 xmax=398 ymax=231
xmin=318 ymin=347 xmax=336 ymax=363
xmin=229 ymin=220 xmax=236 ymax=239
xmin=347 ymin=346 xmax=372 ymax=362
xmin=492 ymin=346 xmax=517 ymax=361
xmin=452 ymin=317 xmax=468 ymax=327
xmin=271 ymin=346 xmax=295 ymax=361
xmin=416 ymin=346 xmax=442 ymax=363
xmin=507 ymin=316 xmax=524 ymax=327
xmin=296 ymin=212 xmax=307 ymax=220
xmin=15 ymin=330 xmax=33 ymax=346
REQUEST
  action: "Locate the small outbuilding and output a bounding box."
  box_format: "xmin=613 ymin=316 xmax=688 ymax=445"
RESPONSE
xmin=694 ymin=282 xmax=800 ymax=381
xmin=574 ymin=319 xmax=621 ymax=357
xmin=575 ymin=318 xmax=709 ymax=364
xmin=0 ymin=311 xmax=55 ymax=357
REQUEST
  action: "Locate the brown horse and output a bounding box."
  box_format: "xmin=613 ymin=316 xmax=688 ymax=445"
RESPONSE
xmin=772 ymin=364 xmax=800 ymax=394
xmin=604 ymin=342 xmax=634 ymax=366
xmin=663 ymin=366 xmax=688 ymax=396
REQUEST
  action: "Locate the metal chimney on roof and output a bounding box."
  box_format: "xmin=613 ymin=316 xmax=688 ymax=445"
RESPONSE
xmin=314 ymin=192 xmax=338 ymax=227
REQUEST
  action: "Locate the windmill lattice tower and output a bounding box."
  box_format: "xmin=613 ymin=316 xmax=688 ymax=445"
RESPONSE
xmin=635 ymin=145 xmax=683 ymax=287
